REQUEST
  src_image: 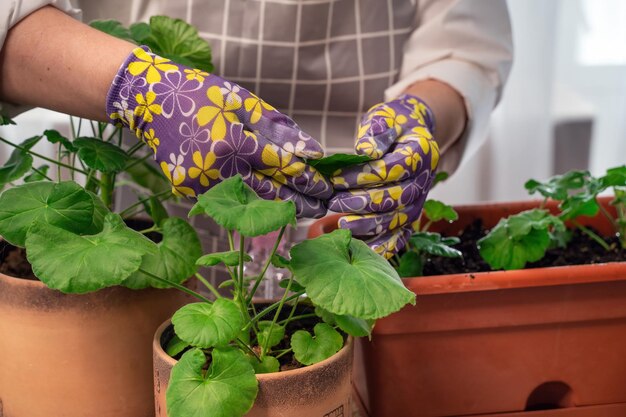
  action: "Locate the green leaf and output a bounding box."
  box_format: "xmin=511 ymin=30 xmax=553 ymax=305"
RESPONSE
xmin=291 ymin=323 xmax=343 ymax=366
xmin=422 ymin=199 xmax=458 ymax=223
xmin=257 ymin=321 xmax=285 ymax=349
xmin=0 ymin=115 xmax=16 ymax=125
xmin=271 ymin=254 xmax=291 ymax=268
xmin=0 ymin=136 xmax=41 ymax=187
xmin=129 ymin=22 xmax=151 ymax=43
xmin=23 ymin=165 xmax=50 ymax=182
xmin=409 ymin=232 xmax=462 ymax=258
xmin=290 ymin=229 xmax=415 ymax=320
xmin=43 ymin=129 xmax=77 ymax=152
xmin=123 ymin=217 xmax=201 ymax=289
xmin=0 ymin=181 xmax=102 ymax=247
xmin=396 ymin=251 xmax=423 ymax=277
xmin=478 ymin=209 xmax=564 ymax=270
xmin=307 ymin=153 xmax=373 ymax=177
xmin=601 ymin=165 xmax=626 ymax=188
xmin=249 ymin=355 xmax=279 ymax=374
xmin=171 ymin=299 xmax=244 ymax=348
xmin=125 ymin=158 xmax=171 ymax=194
xmin=334 ymin=315 xmax=373 ymax=338
xmin=190 ymin=175 xmax=296 ymax=237
xmin=315 ymin=306 xmax=336 ymax=326
xmin=146 ymin=195 xmax=169 ymax=226
xmin=525 ymin=171 xmax=589 ymax=200
xmin=74 ymin=137 xmax=129 ymax=173
xmin=25 ymin=213 xmax=157 ymax=293
xmin=432 ymin=171 xmax=449 ymax=187
xmin=89 ymin=19 xmax=135 ymax=42
xmin=165 ymin=334 xmax=189 ymax=358
xmin=278 ymin=278 xmax=304 ymax=292
xmin=166 ymin=347 xmax=258 ymax=417
xmin=559 ymin=193 xmax=599 ymax=220
xmin=196 ymin=250 xmax=252 ymax=267
xmin=142 ymin=16 xmax=214 ymax=73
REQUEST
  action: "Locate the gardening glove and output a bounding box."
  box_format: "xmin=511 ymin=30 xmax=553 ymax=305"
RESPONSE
xmin=106 ymin=46 xmax=332 ymax=218
xmin=328 ymin=94 xmax=439 ymax=258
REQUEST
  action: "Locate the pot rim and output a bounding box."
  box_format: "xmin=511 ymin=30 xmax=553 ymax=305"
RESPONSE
xmin=153 ymin=320 xmax=353 ymax=381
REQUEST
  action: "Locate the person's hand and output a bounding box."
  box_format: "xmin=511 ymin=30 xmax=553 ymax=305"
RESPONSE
xmin=327 ymin=94 xmax=440 ymax=258
xmin=106 ymin=46 xmax=332 ymax=218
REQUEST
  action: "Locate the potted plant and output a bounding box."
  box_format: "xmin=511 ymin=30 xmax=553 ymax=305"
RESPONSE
xmin=0 ymin=16 xmax=215 ymax=417
xmin=141 ymin=174 xmax=414 ymax=417
xmin=309 ymin=166 xmax=626 ymax=417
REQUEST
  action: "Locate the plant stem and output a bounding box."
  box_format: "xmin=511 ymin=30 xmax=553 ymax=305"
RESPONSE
xmin=30 ymin=165 xmax=53 ymax=181
xmin=572 ymin=220 xmax=611 ymax=251
xmin=275 ymin=348 xmax=292 ymax=359
xmin=124 ymin=152 xmax=153 ymax=172
xmin=119 ymin=189 xmax=172 ymax=218
xmin=105 ymin=126 xmax=121 ymax=142
xmin=0 ymin=136 xmax=89 ymax=176
xmin=422 ymin=220 xmax=433 ymax=232
xmin=261 ymin=276 xmax=293 ymax=357
xmin=100 ymin=172 xmax=114 ymax=209
xmin=137 ymin=268 xmax=213 ymax=304
xmin=599 ymin=203 xmax=620 ymax=231
xmin=244 ymin=291 xmax=305 ymax=331
xmin=194 ymin=273 xmax=222 ymax=299
xmin=236 ymin=338 xmax=260 ymax=361
xmin=278 ymin=313 xmax=315 ymax=326
xmin=127 ymin=141 xmax=146 ymax=157
xmin=247 ymin=226 xmax=286 ymax=304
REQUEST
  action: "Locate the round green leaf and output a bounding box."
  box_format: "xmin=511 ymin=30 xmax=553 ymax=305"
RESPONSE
xmin=334 ymin=315 xmax=373 ymax=338
xmin=189 ymin=175 xmax=296 ymax=237
xmin=165 ymin=334 xmax=189 ymax=358
xmin=291 ymin=323 xmax=343 ymax=366
xmin=257 ymin=321 xmax=285 ymax=349
xmin=166 ymin=347 xmax=258 ymax=417
xmin=74 ymin=137 xmax=129 ymax=173
xmin=249 ymin=355 xmax=280 ymax=374
xmin=422 ymin=199 xmax=458 ymax=222
xmin=43 ymin=129 xmax=77 ymax=152
xmin=0 ymin=136 xmax=41 ymax=188
xmin=25 ymin=213 xmax=157 ymax=293
xmin=396 ymin=251 xmax=424 ymax=277
xmin=0 ymin=181 xmax=100 ymax=247
xmin=172 ymin=299 xmax=244 ymax=348
xmin=409 ymin=232 xmax=462 ymax=258
xmin=290 ymin=229 xmax=416 ymax=320
xmin=196 ymin=250 xmax=252 ymax=267
xmin=123 ymin=217 xmax=201 ymax=289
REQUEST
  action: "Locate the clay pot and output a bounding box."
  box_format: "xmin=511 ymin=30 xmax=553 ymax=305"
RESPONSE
xmin=153 ymin=320 xmax=353 ymax=417
xmin=0 ymin=261 xmax=190 ymax=417
xmin=310 ymin=197 xmax=626 ymax=417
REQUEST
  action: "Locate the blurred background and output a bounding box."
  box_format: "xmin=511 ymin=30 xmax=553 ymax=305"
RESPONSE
xmin=1 ymin=0 xmax=625 ymax=205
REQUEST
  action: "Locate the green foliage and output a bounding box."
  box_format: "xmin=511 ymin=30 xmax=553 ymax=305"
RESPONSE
xmin=307 ymin=153 xmax=373 ymax=176
xmin=249 ymin=355 xmax=280 ymax=374
xmin=0 ymin=115 xmax=16 ymax=125
xmin=73 ymin=137 xmax=129 ymax=173
xmin=478 ymin=209 xmax=565 ymax=271
xmin=189 ymin=175 xmax=296 ymax=237
xmin=291 ymin=323 xmax=344 ymax=366
xmin=25 ymin=213 xmax=157 ymax=293
xmin=257 ymin=321 xmax=285 ymax=349
xmin=43 ymin=129 xmax=77 ymax=153
xmin=0 ymin=181 xmax=102 ymax=246
xmin=166 ymin=348 xmax=258 ymax=417
xmin=410 ymin=232 xmax=462 ymax=258
xmin=23 ymin=165 xmax=50 ymax=183
xmin=123 ymin=217 xmax=201 ymax=289
xmin=172 ymin=300 xmax=245 ymax=348
xmin=422 ymin=199 xmax=458 ymax=223
xmin=525 ymin=170 xmax=589 ymax=201
xmin=396 ymin=251 xmax=424 ymax=278
xmin=196 ymin=251 xmax=252 ymax=267
xmin=165 ymin=335 xmax=189 ymax=358
xmin=0 ymin=136 xmax=40 ymax=189
xmin=290 ymin=229 xmax=415 ymax=320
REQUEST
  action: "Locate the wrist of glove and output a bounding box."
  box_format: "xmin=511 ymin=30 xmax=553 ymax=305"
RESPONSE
xmin=328 ymin=94 xmax=440 ymax=259
xmin=105 ymin=46 xmax=332 ymax=218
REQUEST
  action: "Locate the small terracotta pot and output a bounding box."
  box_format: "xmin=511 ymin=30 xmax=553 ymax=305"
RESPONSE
xmin=310 ymin=197 xmax=626 ymax=417
xmin=153 ymin=320 xmax=353 ymax=417
xmin=0 ymin=266 xmax=190 ymax=417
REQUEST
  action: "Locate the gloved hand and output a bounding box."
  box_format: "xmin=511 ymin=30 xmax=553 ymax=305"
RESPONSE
xmin=327 ymin=94 xmax=440 ymax=258
xmin=106 ymin=46 xmax=332 ymax=218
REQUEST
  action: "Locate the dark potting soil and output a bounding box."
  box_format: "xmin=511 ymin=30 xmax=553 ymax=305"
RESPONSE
xmin=0 ymin=240 xmax=36 ymax=280
xmin=162 ymin=303 xmax=340 ymax=372
xmin=422 ymin=219 xmax=626 ymax=276
xmin=0 ymin=218 xmax=158 ymax=281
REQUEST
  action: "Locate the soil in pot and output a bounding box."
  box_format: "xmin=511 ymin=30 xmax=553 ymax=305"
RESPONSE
xmin=422 ymin=219 xmax=626 ymax=276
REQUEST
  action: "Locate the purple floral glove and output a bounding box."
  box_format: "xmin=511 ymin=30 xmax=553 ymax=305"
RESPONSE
xmin=106 ymin=46 xmax=332 ymax=218
xmin=328 ymin=94 xmax=440 ymax=258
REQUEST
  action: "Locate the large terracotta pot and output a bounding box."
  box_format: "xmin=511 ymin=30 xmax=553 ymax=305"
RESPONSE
xmin=153 ymin=320 xmax=353 ymax=417
xmin=0 ymin=261 xmax=190 ymax=417
xmin=309 ymin=197 xmax=626 ymax=417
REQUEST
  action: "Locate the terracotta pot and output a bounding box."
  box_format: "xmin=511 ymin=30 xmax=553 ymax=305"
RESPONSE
xmin=310 ymin=197 xmax=626 ymax=417
xmin=0 ymin=261 xmax=190 ymax=417
xmin=153 ymin=320 xmax=353 ymax=417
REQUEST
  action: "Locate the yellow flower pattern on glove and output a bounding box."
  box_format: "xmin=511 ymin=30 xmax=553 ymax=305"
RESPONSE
xmin=196 ymin=86 xmax=242 ymax=140
xmin=128 ymin=48 xmax=177 ymax=84
xmin=144 ymin=129 xmax=160 ymax=153
xmin=258 ymin=144 xmax=305 ymax=185
xmin=244 ymin=94 xmax=276 ymax=124
xmin=188 ymin=151 xmax=220 ymax=187
xmin=134 ymin=92 xmax=162 ymax=123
